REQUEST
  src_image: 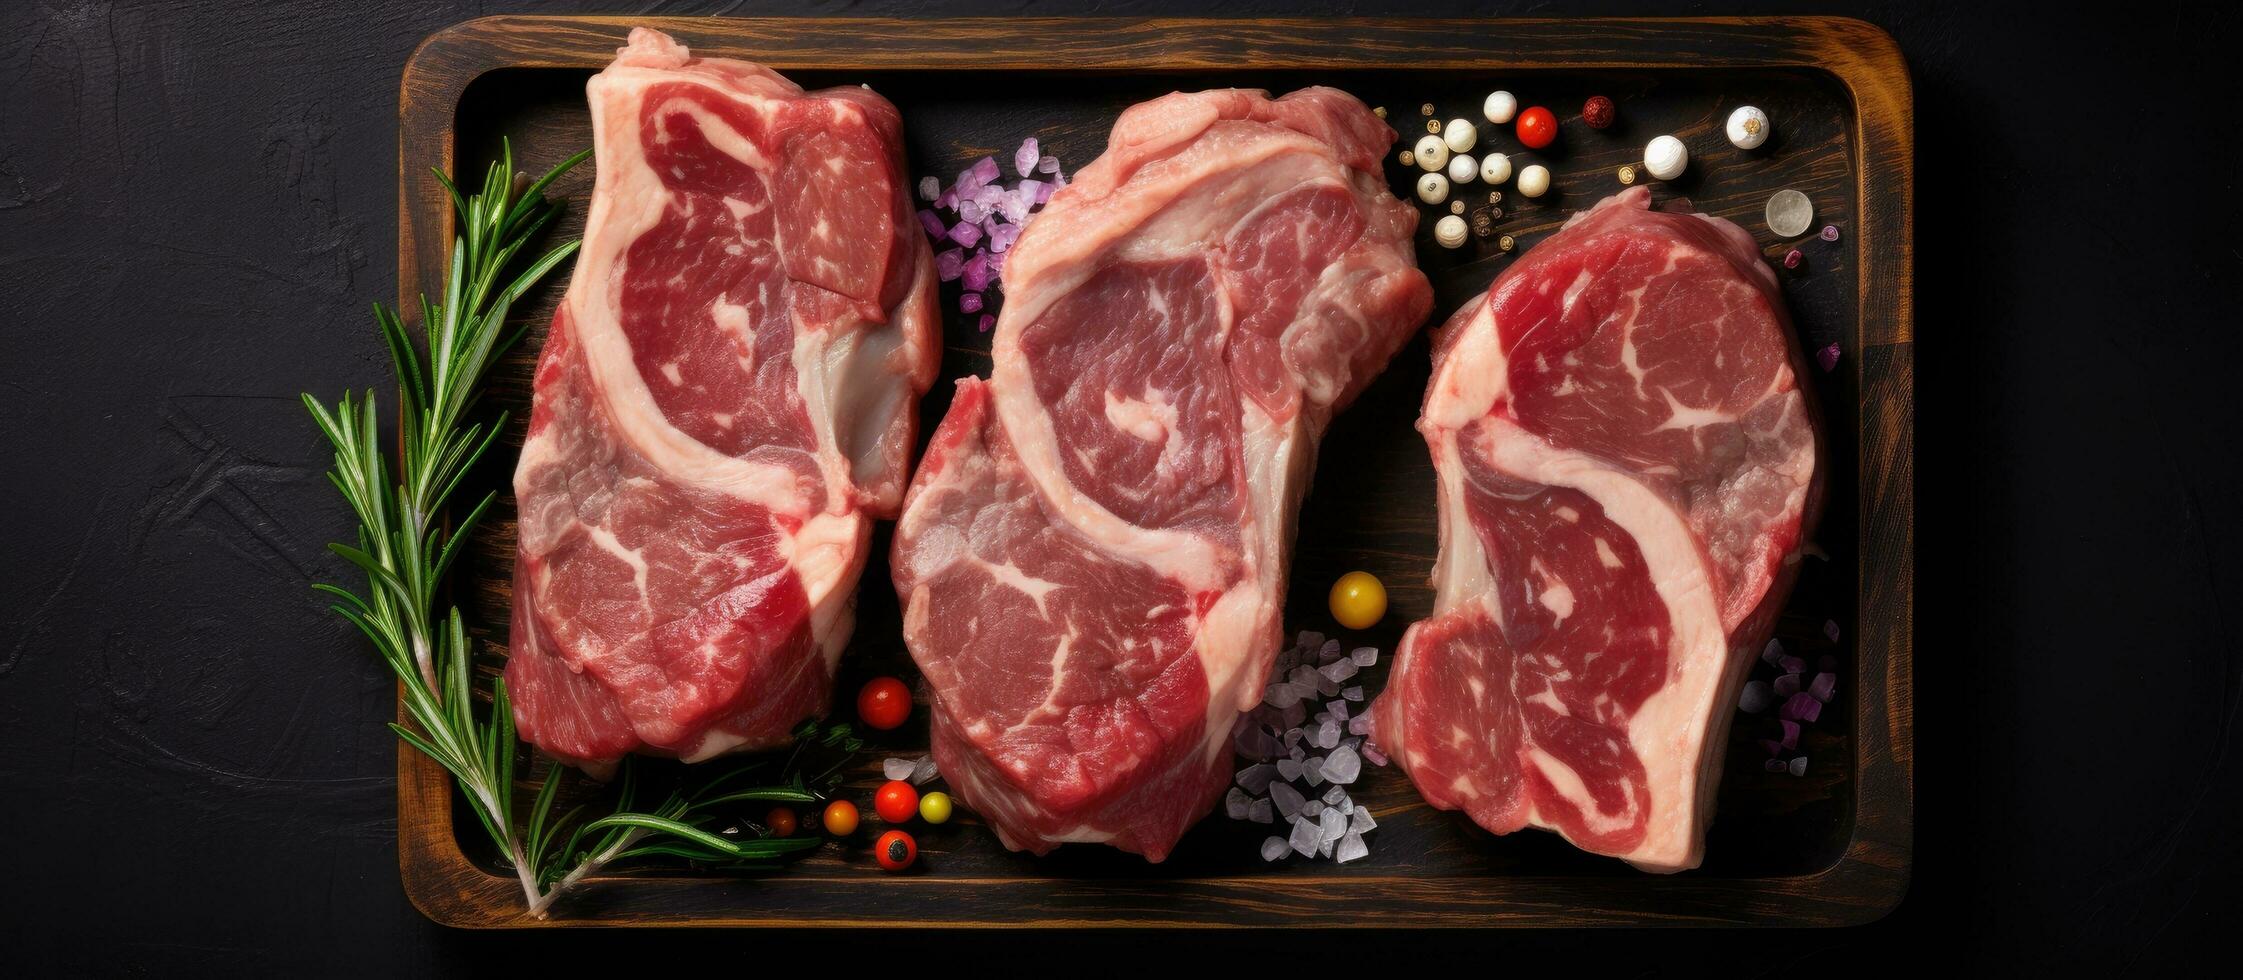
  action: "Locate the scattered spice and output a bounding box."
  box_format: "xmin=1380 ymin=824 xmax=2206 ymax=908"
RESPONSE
xmin=918 ymin=139 xmax=1067 ymax=328
xmin=1231 ymin=632 xmax=1388 ymax=863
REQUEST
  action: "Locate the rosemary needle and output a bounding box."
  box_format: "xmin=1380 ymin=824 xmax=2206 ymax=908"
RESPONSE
xmin=303 ymin=141 xmax=857 ymax=918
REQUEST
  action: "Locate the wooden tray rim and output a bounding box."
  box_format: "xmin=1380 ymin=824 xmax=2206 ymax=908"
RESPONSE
xmin=394 ymin=14 xmax=1915 ymax=929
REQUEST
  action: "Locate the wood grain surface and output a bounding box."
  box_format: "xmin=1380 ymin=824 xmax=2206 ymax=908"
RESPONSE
xmin=395 ymin=15 xmax=1912 ymax=928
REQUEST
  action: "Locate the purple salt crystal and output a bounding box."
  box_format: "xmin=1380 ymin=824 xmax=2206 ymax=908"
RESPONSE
xmin=1810 ymin=672 xmax=1838 ymax=703
xmin=1739 ymin=679 xmax=1774 ymax=714
xmin=1014 ymin=137 xmax=1041 ymax=177
xmin=1818 ymin=654 xmax=1839 ymax=673
xmin=1351 ymin=647 xmax=1378 ymax=667
xmin=1236 ymin=762 xmax=1278 ymax=794
xmin=949 ymin=220 xmax=984 ymax=249
xmin=1779 ymin=655 xmax=1806 ymax=675
xmin=1788 ymin=756 xmax=1809 ymax=777
xmin=998 ymin=186 xmax=1034 ymax=223
xmin=986 ymin=248 xmax=1006 ymax=280
xmin=1361 ymin=743 xmax=1389 ymax=767
xmin=1762 ymin=638 xmax=1786 ymax=666
xmin=917 ymin=208 xmax=947 ymax=239
xmin=1317 ymin=640 xmax=1343 ymax=664
xmin=956 ymin=199 xmax=985 ymax=224
xmin=1298 ymin=630 xmax=1325 ymax=650
xmin=976 ymin=313 xmax=994 ymax=333
xmin=1270 ymin=780 xmax=1306 ymax=817
xmin=934 ymin=187 xmax=957 ymax=209
xmin=1347 ymin=714 xmax=1372 ymax=736
xmin=961 ymin=252 xmax=994 ymax=292
xmin=1774 ymin=673 xmax=1802 ymax=698
xmin=1824 ymin=619 xmax=1843 ymax=642
xmin=1249 ymin=798 xmax=1274 ymax=824
xmin=1327 ymin=700 xmax=1349 ymax=722
xmin=1342 ymin=685 xmax=1364 ymax=703
xmin=1037 ymin=154 xmax=1060 ymax=175
xmin=989 ymin=221 xmax=1022 ymax=253
xmin=1779 ymin=692 xmax=1822 ymax=723
xmin=1764 ymin=758 xmax=1789 ymax=773
xmin=971 ymin=182 xmax=1006 ymax=210
xmin=1319 ymin=659 xmax=1358 ymax=685
xmin=1817 ymin=343 xmax=1841 ymax=372
xmin=959 ymin=292 xmax=984 ymax=315
xmin=1279 ymin=700 xmax=1307 ymax=730
xmin=1225 ymin=787 xmax=1251 ymax=820
xmin=1261 ymin=836 xmax=1291 ymax=862
xmin=1779 ymin=719 xmax=1801 ymax=750
xmin=963 ymin=155 xmax=999 ymax=188
xmin=1276 ymin=757 xmax=1303 ymax=781
xmin=934 ymin=248 xmax=965 ymax=282
xmin=1758 ymin=738 xmax=1784 ymax=757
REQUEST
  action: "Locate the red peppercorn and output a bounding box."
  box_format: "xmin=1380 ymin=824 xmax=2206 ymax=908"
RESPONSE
xmin=1516 ymin=106 xmax=1558 ymax=149
xmin=1782 ymin=249 xmax=1804 ymax=269
xmin=1582 ymin=96 xmax=1615 ymax=130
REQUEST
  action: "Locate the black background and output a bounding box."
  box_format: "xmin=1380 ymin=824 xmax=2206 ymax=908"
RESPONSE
xmin=3 ymin=0 xmax=2237 ymax=974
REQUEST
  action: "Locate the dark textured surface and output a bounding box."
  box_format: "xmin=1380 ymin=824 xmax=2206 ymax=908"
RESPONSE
xmin=0 ymin=0 xmax=2234 ymax=972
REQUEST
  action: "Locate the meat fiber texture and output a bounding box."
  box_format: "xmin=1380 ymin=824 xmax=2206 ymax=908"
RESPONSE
xmin=891 ymin=88 xmax=1433 ymax=861
xmin=507 ymin=29 xmax=939 ymax=776
xmin=1374 ymin=187 xmax=1821 ymax=872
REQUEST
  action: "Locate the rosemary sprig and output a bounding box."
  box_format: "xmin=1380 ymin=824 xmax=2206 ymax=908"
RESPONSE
xmin=305 ymin=142 xmax=857 ymax=918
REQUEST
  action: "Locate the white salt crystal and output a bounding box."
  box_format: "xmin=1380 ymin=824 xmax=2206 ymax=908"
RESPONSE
xmin=1225 ymin=787 xmax=1252 ymax=820
xmin=911 ymin=756 xmax=940 ymax=786
xmin=1289 ymin=815 xmax=1321 ymax=857
xmin=1317 ymin=719 xmax=1341 ymax=748
xmin=883 ymin=757 xmax=916 ymax=781
xmin=1301 ymin=799 xmax=1324 ymax=819
xmin=1324 ymin=744 xmax=1362 ymax=784
xmin=1335 ymin=831 xmax=1369 ymax=864
xmin=1347 ymin=715 xmax=1372 ymax=736
xmin=1297 ymin=630 xmax=1325 ymax=651
xmin=1249 ymin=798 xmax=1274 ymax=824
xmin=1351 ymin=647 xmax=1378 ymax=667
xmin=1342 ymin=685 xmax=1365 ymax=702
xmin=1762 ymin=637 xmax=1786 ymax=666
xmin=1320 ymin=808 xmax=1345 ymax=844
xmin=1303 ymin=755 xmax=1327 ymax=786
xmin=1322 ymin=785 xmax=1347 ymax=806
xmin=1349 ymin=807 xmax=1377 ymax=833
xmin=1319 ymin=660 xmax=1358 ymax=684
xmin=1271 ymin=781 xmax=1307 ymax=817
xmin=1318 ymin=640 xmax=1343 ymax=664
xmin=1738 ymin=680 xmax=1774 ymax=714
xmin=1276 ymin=757 xmax=1303 ymax=781
xmin=1262 ymin=836 xmax=1292 ymax=862
xmin=1236 ymin=763 xmax=1278 ymax=794
xmin=1328 ymin=700 xmax=1349 ymax=721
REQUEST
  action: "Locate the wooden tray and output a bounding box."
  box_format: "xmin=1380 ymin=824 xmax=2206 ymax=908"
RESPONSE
xmin=396 ymin=15 xmax=1912 ymax=928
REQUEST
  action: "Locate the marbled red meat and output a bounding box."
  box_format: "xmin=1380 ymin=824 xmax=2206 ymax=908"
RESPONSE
xmin=891 ymin=88 xmax=1431 ymax=860
xmin=507 ymin=29 xmax=938 ymax=775
xmin=1375 ymin=188 xmax=1820 ymax=871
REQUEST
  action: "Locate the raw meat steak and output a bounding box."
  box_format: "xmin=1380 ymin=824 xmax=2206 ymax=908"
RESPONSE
xmin=1374 ymin=188 xmax=1820 ymax=872
xmin=891 ymin=89 xmax=1432 ymax=860
xmin=507 ymin=29 xmax=939 ymax=775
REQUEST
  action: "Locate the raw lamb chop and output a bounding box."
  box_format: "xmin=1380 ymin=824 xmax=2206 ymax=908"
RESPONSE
xmin=506 ymin=28 xmax=939 ymax=775
xmin=891 ymin=88 xmax=1432 ymax=860
xmin=1374 ymin=187 xmax=1820 ymax=872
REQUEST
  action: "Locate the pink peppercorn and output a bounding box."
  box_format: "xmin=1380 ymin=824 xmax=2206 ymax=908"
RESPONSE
xmin=1782 ymin=249 xmax=1803 ymax=269
xmin=1820 ymin=224 xmax=1840 ymax=242
xmin=1582 ymin=95 xmax=1615 ymax=130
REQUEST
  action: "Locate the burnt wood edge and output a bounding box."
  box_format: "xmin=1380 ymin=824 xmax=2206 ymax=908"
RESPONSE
xmin=392 ymin=15 xmax=1915 ymax=928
